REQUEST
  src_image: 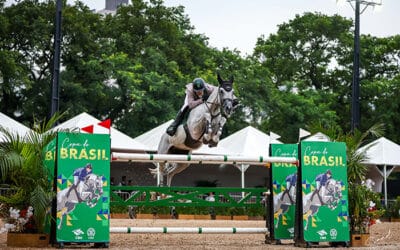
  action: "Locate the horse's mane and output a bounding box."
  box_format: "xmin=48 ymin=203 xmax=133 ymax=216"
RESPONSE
xmin=205 ymin=85 xmax=219 ymax=103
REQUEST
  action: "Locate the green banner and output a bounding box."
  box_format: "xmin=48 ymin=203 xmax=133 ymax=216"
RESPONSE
xmin=56 ymin=132 xmax=110 ymax=243
xmin=300 ymin=141 xmax=349 ymax=242
xmin=270 ymin=144 xmax=298 ymax=239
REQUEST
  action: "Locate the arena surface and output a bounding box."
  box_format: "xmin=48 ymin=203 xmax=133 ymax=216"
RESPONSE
xmin=0 ymin=219 xmax=399 ymax=249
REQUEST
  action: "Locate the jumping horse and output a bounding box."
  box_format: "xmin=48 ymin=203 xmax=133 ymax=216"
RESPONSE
xmin=302 ymin=178 xmax=343 ymax=230
xmin=150 ymin=74 xmax=236 ymax=186
xmin=56 ymin=173 xmax=104 ymax=229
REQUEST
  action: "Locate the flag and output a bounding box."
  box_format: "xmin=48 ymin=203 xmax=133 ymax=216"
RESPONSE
xmin=98 ymin=119 xmax=111 ymax=129
xmin=299 ymin=128 xmax=311 ymax=140
xmin=270 ymin=131 xmax=281 ymax=141
xmin=81 ymin=125 xmax=94 ymax=134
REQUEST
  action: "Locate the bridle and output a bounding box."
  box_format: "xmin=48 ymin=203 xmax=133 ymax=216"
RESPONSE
xmin=205 ymin=84 xmax=233 ymax=119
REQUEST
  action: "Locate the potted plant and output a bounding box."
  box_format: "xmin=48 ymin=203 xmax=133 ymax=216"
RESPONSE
xmin=0 ymin=115 xmax=61 ymax=247
xmin=334 ymin=124 xmax=385 ymax=246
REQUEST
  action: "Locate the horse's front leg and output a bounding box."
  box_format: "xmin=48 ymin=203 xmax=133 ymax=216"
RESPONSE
xmin=210 ymin=117 xmax=226 ymax=146
xmin=202 ymin=113 xmax=212 ymax=143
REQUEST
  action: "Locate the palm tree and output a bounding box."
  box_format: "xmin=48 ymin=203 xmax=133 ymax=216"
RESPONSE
xmin=0 ymin=114 xmax=62 ymax=233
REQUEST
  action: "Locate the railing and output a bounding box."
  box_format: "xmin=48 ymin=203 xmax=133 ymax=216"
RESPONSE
xmin=110 ymin=186 xmax=268 ymax=208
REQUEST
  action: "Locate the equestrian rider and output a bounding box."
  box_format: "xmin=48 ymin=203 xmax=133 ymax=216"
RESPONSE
xmin=311 ymin=169 xmax=332 ymax=203
xmin=281 ymin=173 xmax=297 ymax=203
xmin=166 ymin=78 xmax=215 ymax=136
xmin=67 ymin=163 xmax=93 ymax=201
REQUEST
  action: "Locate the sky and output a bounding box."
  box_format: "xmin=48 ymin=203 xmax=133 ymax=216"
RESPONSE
xmin=6 ymin=0 xmax=400 ymax=55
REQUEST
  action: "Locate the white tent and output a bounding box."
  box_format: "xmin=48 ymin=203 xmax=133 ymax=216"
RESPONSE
xmin=134 ymin=119 xmax=172 ymax=152
xmin=357 ymin=137 xmax=400 ymax=206
xmin=0 ymin=112 xmax=34 ymax=142
xmin=303 ymin=132 xmax=330 ymax=142
xmin=52 ymin=112 xmax=149 ymax=152
xmin=217 ymin=126 xmax=282 ymax=191
xmin=218 ymin=126 xmax=282 ymax=157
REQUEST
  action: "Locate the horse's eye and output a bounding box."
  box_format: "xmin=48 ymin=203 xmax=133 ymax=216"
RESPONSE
xmin=219 ymin=89 xmax=224 ymax=94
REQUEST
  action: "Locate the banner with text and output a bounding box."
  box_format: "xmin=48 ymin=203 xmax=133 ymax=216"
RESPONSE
xmin=270 ymin=144 xmax=298 ymax=239
xmin=55 ymin=132 xmax=110 ymax=244
xmin=300 ymin=141 xmax=349 ymax=243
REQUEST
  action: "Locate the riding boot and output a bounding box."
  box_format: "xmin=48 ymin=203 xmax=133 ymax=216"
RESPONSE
xmin=66 ymin=184 xmax=76 ymax=197
xmin=281 ymin=189 xmax=288 ymax=201
xmin=166 ymin=107 xmax=188 ymax=136
xmin=310 ymin=189 xmax=318 ymax=201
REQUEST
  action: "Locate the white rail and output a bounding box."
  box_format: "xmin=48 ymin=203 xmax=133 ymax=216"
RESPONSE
xmin=112 ymin=153 xmax=297 ymax=166
xmin=110 ymin=227 xmax=268 ymax=234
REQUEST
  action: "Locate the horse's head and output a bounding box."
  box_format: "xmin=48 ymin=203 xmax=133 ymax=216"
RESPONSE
xmin=96 ymin=176 xmax=104 ymax=195
xmin=217 ymin=73 xmax=235 ymax=117
xmin=327 ymin=179 xmax=342 ymax=200
xmin=85 ymin=174 xmax=104 ymax=195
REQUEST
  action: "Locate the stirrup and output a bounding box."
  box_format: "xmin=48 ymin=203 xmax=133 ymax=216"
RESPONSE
xmin=167 ymin=126 xmax=177 ymax=136
xmin=166 ymin=125 xmax=177 ymax=136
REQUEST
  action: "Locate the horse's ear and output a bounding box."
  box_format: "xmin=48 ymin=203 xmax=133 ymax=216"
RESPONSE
xmin=217 ymin=73 xmax=223 ymax=85
xmin=229 ymin=76 xmax=234 ymax=83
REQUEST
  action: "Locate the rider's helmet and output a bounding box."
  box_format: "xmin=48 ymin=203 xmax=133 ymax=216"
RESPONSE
xmin=326 ymin=169 xmax=332 ymax=176
xmin=192 ymin=78 xmax=205 ymax=91
xmin=85 ymin=163 xmax=92 ymax=170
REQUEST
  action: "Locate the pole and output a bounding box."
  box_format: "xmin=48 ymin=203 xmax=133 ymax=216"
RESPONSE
xmin=351 ymin=0 xmax=360 ymax=132
xmin=112 ymin=152 xmax=298 ymax=166
xmin=50 ymin=0 xmax=62 ymax=118
xmin=110 ymin=227 xmax=268 ymax=234
xmin=384 ymin=165 xmax=387 ymax=207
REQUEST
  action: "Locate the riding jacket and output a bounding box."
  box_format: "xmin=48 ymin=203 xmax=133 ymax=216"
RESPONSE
xmin=181 ymin=82 xmax=216 ymax=111
xmin=73 ymin=167 xmax=92 ymax=182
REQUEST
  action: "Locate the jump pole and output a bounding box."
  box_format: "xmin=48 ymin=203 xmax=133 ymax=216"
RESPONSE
xmin=112 ymin=153 xmax=298 ymax=166
xmin=110 ymin=227 xmax=268 ymax=234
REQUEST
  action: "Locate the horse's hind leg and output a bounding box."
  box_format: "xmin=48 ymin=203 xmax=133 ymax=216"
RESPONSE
xmin=166 ymin=172 xmax=175 ymax=187
xmin=57 ymin=207 xmax=68 ymax=229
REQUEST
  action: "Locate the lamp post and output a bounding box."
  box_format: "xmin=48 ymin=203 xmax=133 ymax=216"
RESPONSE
xmin=50 ymin=0 xmax=62 ymax=119
xmin=342 ymin=0 xmax=382 ymax=132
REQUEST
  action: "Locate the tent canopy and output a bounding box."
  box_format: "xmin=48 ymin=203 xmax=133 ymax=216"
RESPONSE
xmin=218 ymin=126 xmax=281 ymax=157
xmin=134 ymin=120 xmax=172 ymax=152
xmin=303 ymin=132 xmax=330 ymax=142
xmin=0 ymin=112 xmax=35 ymax=142
xmin=52 ymin=112 xmax=149 ymax=152
xmin=358 ymin=137 xmax=400 ymax=166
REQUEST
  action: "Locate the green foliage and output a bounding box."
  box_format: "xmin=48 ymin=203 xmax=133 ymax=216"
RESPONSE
xmin=0 ymin=113 xmax=64 ymax=233
xmin=388 ymin=196 xmax=400 ymax=219
xmin=348 ymin=184 xmax=383 ymax=233
xmin=312 ymin=122 xmax=385 ymax=233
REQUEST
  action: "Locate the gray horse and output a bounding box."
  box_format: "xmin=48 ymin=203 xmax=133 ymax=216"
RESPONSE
xmin=57 ymin=173 xmax=104 ymax=229
xmin=302 ymin=178 xmax=343 ymax=230
xmin=151 ymin=74 xmax=236 ymax=186
xmin=273 ymin=186 xmax=296 ymax=229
